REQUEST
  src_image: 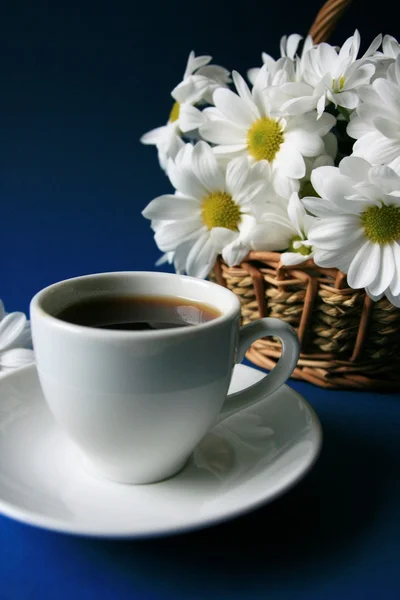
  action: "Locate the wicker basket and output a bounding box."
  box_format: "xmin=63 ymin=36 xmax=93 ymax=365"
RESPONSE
xmin=210 ymin=0 xmax=400 ymax=390
xmin=213 ymin=254 xmax=400 ymax=390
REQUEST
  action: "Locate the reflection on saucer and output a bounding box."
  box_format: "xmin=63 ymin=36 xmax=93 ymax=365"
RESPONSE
xmin=193 ymin=411 xmax=275 ymax=484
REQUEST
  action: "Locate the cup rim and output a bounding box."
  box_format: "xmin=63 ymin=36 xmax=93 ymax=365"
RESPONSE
xmin=30 ymin=271 xmax=241 ymax=339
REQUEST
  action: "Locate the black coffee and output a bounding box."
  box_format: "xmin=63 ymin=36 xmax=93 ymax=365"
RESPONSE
xmin=56 ymin=295 xmax=221 ymax=330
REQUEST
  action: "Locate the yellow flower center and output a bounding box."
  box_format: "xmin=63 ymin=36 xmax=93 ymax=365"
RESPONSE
xmin=288 ymin=235 xmax=312 ymax=256
xmin=201 ymin=192 xmax=241 ymax=231
xmin=247 ymin=117 xmax=284 ymax=162
xmin=360 ymin=204 xmax=400 ymax=244
xmin=332 ymin=76 xmax=346 ymax=91
xmin=169 ymin=102 xmax=180 ymax=123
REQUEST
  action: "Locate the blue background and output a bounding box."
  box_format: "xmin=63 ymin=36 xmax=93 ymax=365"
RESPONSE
xmin=1 ymin=1 xmax=400 ymax=599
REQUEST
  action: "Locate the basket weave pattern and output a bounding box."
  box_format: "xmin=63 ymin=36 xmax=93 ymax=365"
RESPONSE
xmin=212 ymin=254 xmax=400 ymax=389
xmin=209 ymin=0 xmax=400 ymax=390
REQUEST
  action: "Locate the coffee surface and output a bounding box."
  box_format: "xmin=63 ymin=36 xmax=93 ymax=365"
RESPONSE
xmin=56 ymin=295 xmax=221 ymax=330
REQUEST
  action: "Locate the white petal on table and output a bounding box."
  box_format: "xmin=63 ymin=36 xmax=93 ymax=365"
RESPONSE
xmin=0 ymin=313 xmax=27 ymax=352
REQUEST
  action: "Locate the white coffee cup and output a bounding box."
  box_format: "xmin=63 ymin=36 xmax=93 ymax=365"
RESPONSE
xmin=30 ymin=271 xmax=300 ymax=484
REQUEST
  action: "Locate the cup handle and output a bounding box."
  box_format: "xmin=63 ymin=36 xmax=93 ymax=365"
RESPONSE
xmin=215 ymin=318 xmax=300 ymax=425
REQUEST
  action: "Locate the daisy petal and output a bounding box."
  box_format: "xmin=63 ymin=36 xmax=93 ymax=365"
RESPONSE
xmin=308 ymin=217 xmax=363 ymax=250
xmin=390 ymin=243 xmax=400 ymax=296
xmin=213 ymin=88 xmax=257 ymax=126
xmin=200 ymin=118 xmax=246 ymax=145
xmin=0 ymin=313 xmax=27 ymax=352
xmin=287 ymin=192 xmax=305 ymax=235
xmin=373 ymin=117 xmax=400 ymax=141
xmin=301 ymin=197 xmax=336 ymax=217
xmin=232 ymin=71 xmax=254 ymax=107
xmin=344 ymin=64 xmax=375 ymax=89
xmin=186 ymin=233 xmax=217 ymax=279
xmin=0 ymin=300 xmax=5 ymax=321
xmin=277 ymin=144 xmax=305 ymax=179
xmin=353 ymin=132 xmax=400 ymax=165
xmin=311 ymin=167 xmax=354 ymax=204
xmin=368 ymin=165 xmax=400 ymax=193
xmin=281 ymin=251 xmax=311 ymax=265
xmin=209 ymin=227 xmax=237 ymax=250
xmin=347 ymin=242 xmax=381 ymax=288
xmin=172 ymin=76 xmax=209 ymax=105
xmin=168 ymin=157 xmax=208 ymax=199
xmin=347 ymin=116 xmax=372 ymax=139
xmin=285 ymin=130 xmax=324 ymax=157
xmin=222 ymin=239 xmax=249 ymax=267
xmin=273 ymin=172 xmax=300 ymax=198
xmin=339 ymin=156 xmax=371 ymax=181
xmin=179 ymin=104 xmax=206 ymax=133
xmin=0 ymin=348 xmax=35 ymax=370
xmin=332 ymin=90 xmax=359 ymax=109
xmin=142 ymin=195 xmax=200 ymax=220
xmin=373 ymin=79 xmax=400 ymax=115
xmin=140 ymin=126 xmax=168 ymax=145
xmin=192 ymin=141 xmax=225 ymax=193
xmin=154 ymin=219 xmax=203 ymax=252
xmin=366 ymin=244 xmax=395 ymax=296
xmin=225 ymin=157 xmax=250 ymax=197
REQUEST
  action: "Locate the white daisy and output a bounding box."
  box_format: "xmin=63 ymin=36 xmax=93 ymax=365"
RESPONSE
xmin=303 ymin=157 xmax=400 ymax=306
xmin=382 ymin=34 xmax=400 ymax=59
xmin=199 ymin=69 xmax=335 ymax=198
xmin=248 ymin=192 xmax=314 ymax=263
xmin=141 ymin=51 xmax=230 ymax=170
xmin=280 ymin=193 xmax=315 ymax=265
xmin=347 ymin=55 xmax=400 ymax=171
xmin=0 ymin=300 xmax=35 ymax=374
xmin=282 ymin=31 xmax=381 ymax=118
xmin=247 ymin=33 xmax=308 ymax=86
xmin=142 ymin=141 xmax=281 ymax=277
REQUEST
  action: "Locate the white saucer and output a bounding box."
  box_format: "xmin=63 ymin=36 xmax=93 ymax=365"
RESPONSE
xmin=0 ymin=364 xmax=322 ymax=538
